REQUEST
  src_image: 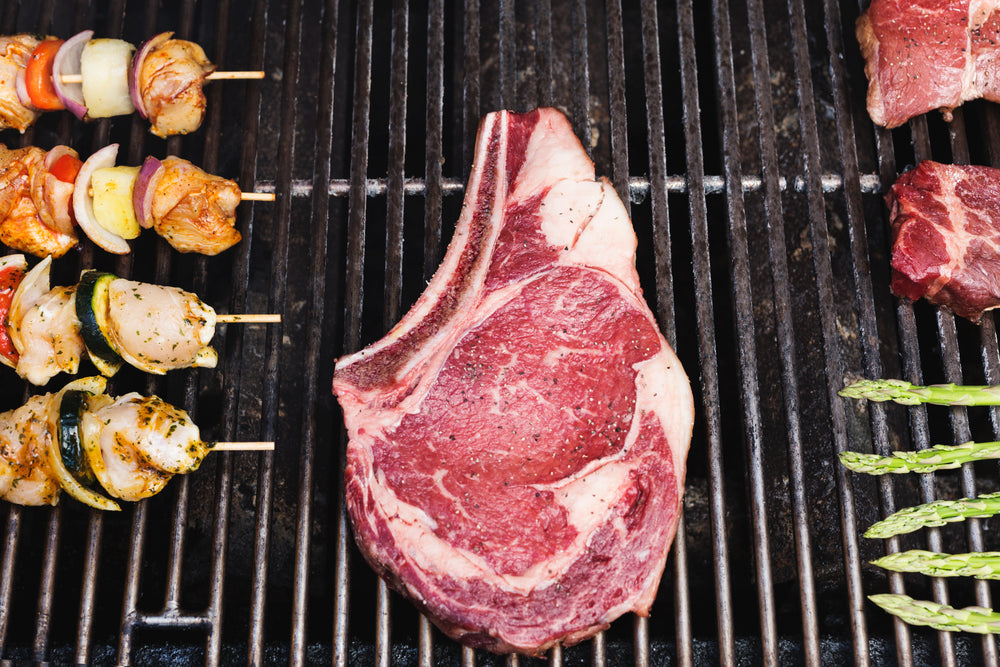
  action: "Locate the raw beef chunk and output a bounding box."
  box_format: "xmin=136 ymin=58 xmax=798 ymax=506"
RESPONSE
xmin=888 ymin=160 xmax=1000 ymax=322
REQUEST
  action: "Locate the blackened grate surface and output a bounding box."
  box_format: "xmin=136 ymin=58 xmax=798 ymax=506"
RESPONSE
xmin=0 ymin=0 xmax=993 ymax=665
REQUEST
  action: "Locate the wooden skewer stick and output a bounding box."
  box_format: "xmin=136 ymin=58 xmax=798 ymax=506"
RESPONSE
xmin=205 ymin=70 xmax=266 ymax=80
xmin=212 ymin=441 xmax=274 ymax=451
xmin=241 ymin=192 xmax=275 ymax=201
xmin=216 ymin=313 xmax=280 ymax=324
xmin=60 ymin=70 xmax=264 ymax=84
xmin=85 ymin=187 xmax=272 ymax=201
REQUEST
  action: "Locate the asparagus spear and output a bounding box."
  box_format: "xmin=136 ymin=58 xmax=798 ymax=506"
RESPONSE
xmin=869 ymin=594 xmax=1000 ymax=633
xmin=839 ymin=379 xmax=1000 ymax=406
xmin=874 ymin=550 xmax=1000 ymax=579
xmin=840 ymin=441 xmax=1000 ymax=474
xmin=864 ymin=492 xmax=1000 ymax=538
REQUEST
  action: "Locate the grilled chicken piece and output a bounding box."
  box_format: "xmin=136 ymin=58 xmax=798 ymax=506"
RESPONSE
xmin=82 ymin=393 xmax=173 ymax=501
xmin=0 ymin=145 xmax=77 ymax=257
xmin=136 ymin=36 xmax=216 ymax=138
xmin=0 ymin=394 xmax=60 ymax=505
xmin=105 ymin=278 xmax=217 ymax=374
xmin=150 ymin=157 xmax=241 ymax=254
xmin=14 ymin=285 xmax=84 ymax=386
xmin=101 ymin=394 xmax=205 ymax=474
xmin=0 ymin=35 xmax=42 ymax=132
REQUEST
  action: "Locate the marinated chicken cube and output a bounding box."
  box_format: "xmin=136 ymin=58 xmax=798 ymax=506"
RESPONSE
xmin=150 ymin=157 xmax=241 ymax=254
xmin=0 ymin=35 xmax=42 ymax=132
xmin=136 ymin=36 xmax=215 ymax=138
xmin=82 ymin=393 xmax=173 ymax=502
xmin=105 ymin=277 xmax=218 ymax=373
xmin=13 ymin=285 xmax=84 ymax=385
xmin=0 ymin=394 xmax=60 ymax=506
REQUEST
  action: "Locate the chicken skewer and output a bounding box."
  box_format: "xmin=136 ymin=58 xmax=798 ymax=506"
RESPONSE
xmin=2 ymin=31 xmax=263 ymax=137
xmin=0 ymin=142 xmax=272 ymax=259
xmin=0 ymin=375 xmax=272 ymax=511
xmin=0 ymin=254 xmax=279 ymax=386
xmin=58 ymin=70 xmax=265 ymax=83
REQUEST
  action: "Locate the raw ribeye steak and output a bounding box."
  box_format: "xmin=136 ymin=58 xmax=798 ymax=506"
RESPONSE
xmin=888 ymin=160 xmax=1000 ymax=322
xmin=332 ymin=108 xmax=694 ymax=654
xmin=857 ymin=0 xmax=1000 ymax=128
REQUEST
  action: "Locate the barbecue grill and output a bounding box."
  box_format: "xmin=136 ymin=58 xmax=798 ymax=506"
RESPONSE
xmin=0 ymin=0 xmax=992 ymax=664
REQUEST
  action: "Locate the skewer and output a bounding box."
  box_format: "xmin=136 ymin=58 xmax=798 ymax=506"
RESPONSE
xmin=204 ymin=70 xmax=266 ymax=81
xmin=212 ymin=442 xmax=274 ymax=451
xmin=216 ymin=313 xmax=281 ymax=324
xmin=59 ymin=70 xmax=265 ymax=84
xmin=85 ymin=188 xmax=274 ymax=202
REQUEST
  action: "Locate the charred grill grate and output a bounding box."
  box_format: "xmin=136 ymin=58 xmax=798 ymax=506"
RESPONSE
xmin=0 ymin=0 xmax=994 ymax=665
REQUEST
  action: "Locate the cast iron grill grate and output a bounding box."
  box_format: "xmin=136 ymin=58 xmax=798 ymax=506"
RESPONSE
xmin=0 ymin=0 xmax=994 ymax=665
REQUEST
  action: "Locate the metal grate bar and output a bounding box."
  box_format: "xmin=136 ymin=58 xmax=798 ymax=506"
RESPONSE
xmin=423 ymin=0 xmax=445 ymax=282
xmin=718 ymin=0 xmax=790 ymax=662
xmin=420 ymin=2 xmax=446 ymax=663
xmin=375 ymin=1 xmax=410 ymax=664
xmin=638 ymin=3 xmax=692 ymax=666
xmin=462 ymin=0 xmax=481 ymax=173
xmin=259 ymin=171 xmax=887 ymax=198
xmin=535 ymin=0 xmax=555 ymax=109
xmin=677 ymin=1 xmax=737 ymax=666
xmin=289 ymin=0 xmax=341 ymax=662
xmin=821 ymin=0 xmax=899 ymax=665
xmin=947 ymin=108 xmax=999 ymax=667
xmin=603 ymin=1 xmax=629 ymax=664
xmin=569 ymin=0 xmax=591 ymax=155
xmin=854 ymin=3 xmax=926 ymax=664
xmin=899 ymin=115 xmax=959 ymax=667
xmin=785 ymin=0 xmax=875 ymax=664
xmin=337 ymin=2 xmax=374 ymax=666
xmin=746 ymin=0 xmax=824 ymax=663
xmin=244 ymin=0 xmax=303 ymax=659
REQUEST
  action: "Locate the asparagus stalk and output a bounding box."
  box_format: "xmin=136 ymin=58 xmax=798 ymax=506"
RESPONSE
xmin=839 ymin=379 xmax=1000 ymax=406
xmin=840 ymin=441 xmax=1000 ymax=474
xmin=864 ymin=492 xmax=1000 ymax=538
xmin=874 ymin=550 xmax=1000 ymax=579
xmin=869 ymin=594 xmax=1000 ymax=633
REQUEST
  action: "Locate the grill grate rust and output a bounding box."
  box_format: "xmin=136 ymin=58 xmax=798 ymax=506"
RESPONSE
xmin=0 ymin=0 xmax=996 ymax=665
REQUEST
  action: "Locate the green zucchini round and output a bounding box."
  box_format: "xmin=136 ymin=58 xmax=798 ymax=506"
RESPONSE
xmin=76 ymin=270 xmax=124 ymax=376
xmin=59 ymin=389 xmax=93 ymax=483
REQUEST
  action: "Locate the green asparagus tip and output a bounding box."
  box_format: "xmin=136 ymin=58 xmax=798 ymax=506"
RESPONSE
xmin=869 ymin=594 xmax=1000 ymax=633
xmin=839 ymin=379 xmax=920 ymax=404
xmin=872 ymin=550 xmax=1000 ymax=580
xmin=840 ymin=441 xmax=1000 ymax=476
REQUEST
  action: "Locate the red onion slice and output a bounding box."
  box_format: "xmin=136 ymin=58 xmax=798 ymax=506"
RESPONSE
xmin=132 ymin=156 xmax=164 ymax=229
xmin=52 ymin=30 xmax=92 ymax=119
xmin=72 ymin=144 xmax=130 ymax=254
xmin=128 ymin=32 xmax=172 ymax=118
xmin=14 ymin=67 xmax=36 ymax=110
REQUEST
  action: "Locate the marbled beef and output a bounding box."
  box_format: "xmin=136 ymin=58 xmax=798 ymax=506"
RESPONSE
xmin=888 ymin=160 xmax=1000 ymax=321
xmin=332 ymin=108 xmax=694 ymax=654
xmin=857 ymin=0 xmax=1000 ymax=128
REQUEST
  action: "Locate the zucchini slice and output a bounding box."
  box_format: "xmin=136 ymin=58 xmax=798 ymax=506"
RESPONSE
xmin=58 ymin=389 xmax=92 ymax=483
xmin=76 ymin=270 xmax=123 ymax=376
xmin=45 ymin=378 xmax=120 ymax=511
